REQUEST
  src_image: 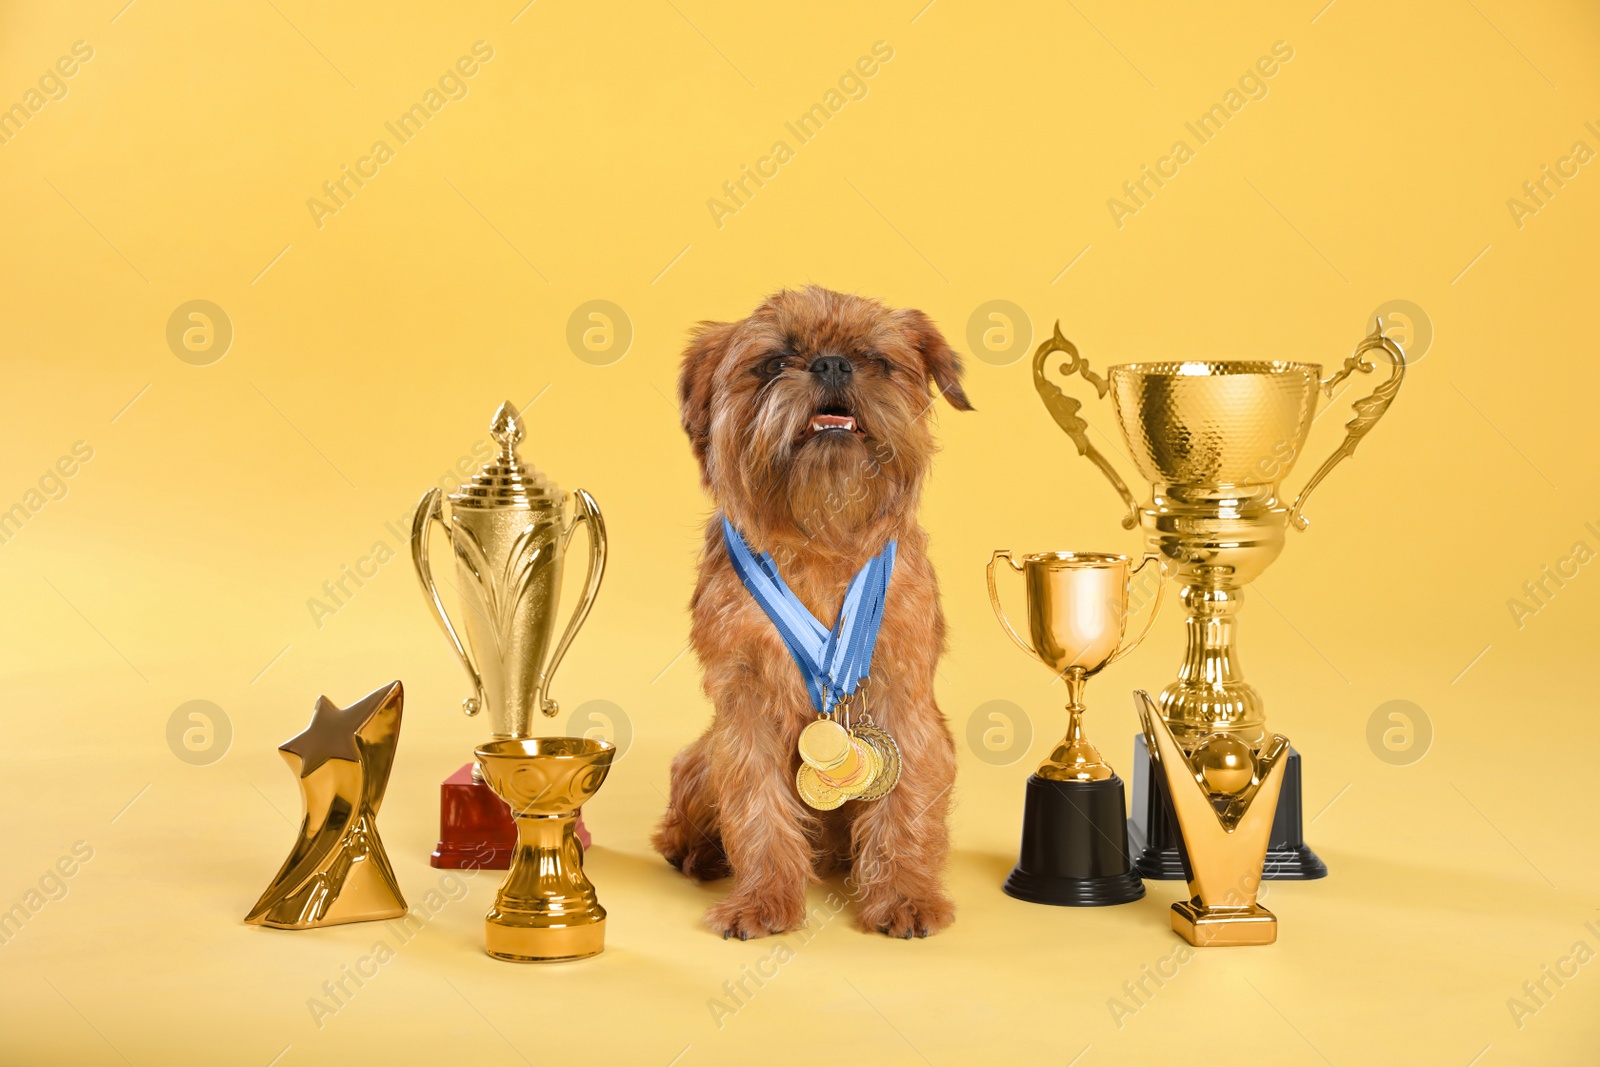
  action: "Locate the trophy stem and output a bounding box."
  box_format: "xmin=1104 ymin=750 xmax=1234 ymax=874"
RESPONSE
xmin=485 ymin=811 xmax=606 ymax=962
xmin=1038 ymin=668 xmax=1113 ymax=782
xmin=1158 ymin=584 xmax=1266 ymax=751
xmin=1063 ymin=668 xmax=1086 ymax=714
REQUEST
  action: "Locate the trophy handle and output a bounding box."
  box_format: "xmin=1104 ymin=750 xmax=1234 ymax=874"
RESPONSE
xmin=1032 ymin=322 xmax=1142 ymax=531
xmin=1106 ymin=555 xmax=1167 ymax=667
xmin=986 ymin=550 xmax=1046 ymax=665
xmin=1287 ymin=320 xmax=1407 ymax=532
xmin=410 ymin=488 xmax=485 ymax=717
xmin=540 ymin=489 xmax=608 ymax=718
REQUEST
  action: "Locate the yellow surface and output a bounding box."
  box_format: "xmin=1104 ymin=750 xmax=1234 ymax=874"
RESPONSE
xmin=2 ymin=1 xmax=1598 ymax=1064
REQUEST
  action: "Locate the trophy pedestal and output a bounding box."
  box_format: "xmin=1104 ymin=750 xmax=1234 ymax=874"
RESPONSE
xmin=431 ymin=762 xmax=590 ymax=870
xmin=1171 ymin=899 xmax=1278 ymax=947
xmin=486 ymin=916 xmax=606 ymax=963
xmin=1127 ymin=734 xmax=1326 ymax=881
xmin=1003 ymin=773 xmax=1145 ymax=907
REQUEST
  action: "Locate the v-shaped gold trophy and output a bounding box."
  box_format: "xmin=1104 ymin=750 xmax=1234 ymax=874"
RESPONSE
xmin=1134 ymin=689 xmax=1288 ymax=946
xmin=987 ymin=550 xmax=1162 ymax=906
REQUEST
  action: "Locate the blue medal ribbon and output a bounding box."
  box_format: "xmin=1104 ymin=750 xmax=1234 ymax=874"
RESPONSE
xmin=721 ymin=516 xmax=896 ymax=715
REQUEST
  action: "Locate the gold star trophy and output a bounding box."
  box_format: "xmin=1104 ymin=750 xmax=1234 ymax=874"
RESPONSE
xmin=246 ymin=681 xmax=407 ymax=929
xmin=1134 ymin=690 xmax=1288 ymax=946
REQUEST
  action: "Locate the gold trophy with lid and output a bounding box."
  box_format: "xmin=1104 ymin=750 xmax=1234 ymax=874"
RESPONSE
xmin=411 ymin=401 xmax=607 ymax=871
xmin=1032 ymin=321 xmax=1405 ymax=881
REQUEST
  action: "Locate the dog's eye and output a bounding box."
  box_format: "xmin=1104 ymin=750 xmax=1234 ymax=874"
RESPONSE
xmin=868 ymin=355 xmax=892 ymax=374
xmin=755 ymin=356 xmax=791 ymax=379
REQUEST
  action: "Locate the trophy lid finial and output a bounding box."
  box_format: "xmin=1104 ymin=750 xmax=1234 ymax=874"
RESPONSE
xmin=490 ymin=401 xmax=524 ymax=452
xmin=449 ymin=400 xmax=559 ymax=510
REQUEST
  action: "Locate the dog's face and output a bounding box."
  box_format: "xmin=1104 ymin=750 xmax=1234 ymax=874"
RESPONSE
xmin=680 ymin=287 xmax=971 ymax=546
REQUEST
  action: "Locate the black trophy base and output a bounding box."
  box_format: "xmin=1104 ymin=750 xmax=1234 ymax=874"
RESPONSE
xmin=1127 ymin=733 xmax=1328 ymax=881
xmin=1003 ymin=773 xmax=1145 ymax=907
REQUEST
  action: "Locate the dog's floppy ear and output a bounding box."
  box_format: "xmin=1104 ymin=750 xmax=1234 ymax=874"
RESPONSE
xmin=898 ymin=308 xmax=973 ymax=411
xmin=679 ymin=320 xmax=735 ymax=480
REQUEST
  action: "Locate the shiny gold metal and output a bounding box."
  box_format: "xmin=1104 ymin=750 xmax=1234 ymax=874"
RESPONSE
xmin=1288 ymin=326 xmax=1408 ymax=531
xmin=798 ymin=718 xmax=857 ymax=775
xmin=412 ymin=402 xmax=607 ymax=774
xmin=1033 ymin=332 xmax=1142 ymax=530
xmin=795 ymin=698 xmax=902 ymax=810
xmin=987 ymin=550 xmax=1163 ymax=782
xmin=475 ymin=736 xmax=614 ymax=962
xmin=1033 ymin=321 xmax=1405 ymax=751
xmin=246 ymin=682 xmax=407 ymax=929
xmin=849 ymin=719 xmax=902 ymax=801
xmin=1133 ymin=690 xmax=1287 ymax=947
xmin=798 ymin=740 xmax=879 ymax=805
xmin=796 ymin=764 xmax=847 ymax=810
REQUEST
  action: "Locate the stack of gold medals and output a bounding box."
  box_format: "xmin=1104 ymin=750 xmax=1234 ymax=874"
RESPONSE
xmin=795 ymin=684 xmax=901 ymax=810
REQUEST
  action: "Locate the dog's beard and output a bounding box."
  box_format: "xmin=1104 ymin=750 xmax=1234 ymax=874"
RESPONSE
xmin=733 ymin=379 xmax=926 ymax=546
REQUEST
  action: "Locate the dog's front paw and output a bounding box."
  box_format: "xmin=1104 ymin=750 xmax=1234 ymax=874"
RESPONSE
xmin=672 ymin=842 xmax=732 ymax=882
xmin=705 ymin=894 xmax=806 ymax=941
xmin=856 ymin=894 xmax=954 ymax=939
xmin=653 ymin=821 xmax=730 ymax=882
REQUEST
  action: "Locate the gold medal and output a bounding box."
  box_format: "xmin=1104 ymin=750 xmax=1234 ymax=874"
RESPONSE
xmin=798 ymin=719 xmax=855 ymax=773
xmin=793 ymin=684 xmax=899 ymax=809
xmin=796 ymin=764 xmax=847 ymax=810
xmin=823 ymin=736 xmax=881 ymax=793
xmin=851 ymin=719 xmax=902 ymax=801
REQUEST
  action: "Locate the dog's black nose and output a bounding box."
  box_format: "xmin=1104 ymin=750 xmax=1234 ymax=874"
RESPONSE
xmin=810 ymin=354 xmax=853 ymax=388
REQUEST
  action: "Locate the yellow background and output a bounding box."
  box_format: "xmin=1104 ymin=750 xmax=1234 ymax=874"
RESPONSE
xmin=3 ymin=0 xmax=1598 ymax=1063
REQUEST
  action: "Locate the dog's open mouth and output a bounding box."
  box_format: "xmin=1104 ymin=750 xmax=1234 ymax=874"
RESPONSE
xmin=804 ymin=405 xmax=866 ymax=440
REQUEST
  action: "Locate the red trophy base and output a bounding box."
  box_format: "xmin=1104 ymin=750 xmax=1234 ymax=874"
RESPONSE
xmin=430 ymin=762 xmax=590 ymax=870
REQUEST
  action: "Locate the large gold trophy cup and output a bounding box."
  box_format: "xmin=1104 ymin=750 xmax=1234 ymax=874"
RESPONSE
xmin=411 ymin=401 xmax=607 ymax=870
xmin=1033 ymin=322 xmax=1404 ymax=879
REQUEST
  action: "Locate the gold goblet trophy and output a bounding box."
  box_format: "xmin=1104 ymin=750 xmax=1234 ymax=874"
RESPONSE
xmin=475 ymin=737 xmax=614 ymax=962
xmin=1033 ymin=321 xmax=1405 ymax=880
xmin=987 ymin=550 xmax=1162 ymax=905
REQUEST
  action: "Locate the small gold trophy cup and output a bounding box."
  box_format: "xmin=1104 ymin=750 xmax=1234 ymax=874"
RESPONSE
xmin=1033 ymin=321 xmax=1405 ymax=880
xmin=1134 ymin=690 xmax=1288 ymax=947
xmin=987 ymin=551 xmax=1162 ymax=906
xmin=475 ymin=737 xmax=614 ymax=962
xmin=412 ymin=401 xmax=608 ymax=869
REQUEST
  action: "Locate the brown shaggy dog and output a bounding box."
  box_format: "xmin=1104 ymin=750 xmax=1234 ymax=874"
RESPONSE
xmin=653 ymin=286 xmax=971 ymax=939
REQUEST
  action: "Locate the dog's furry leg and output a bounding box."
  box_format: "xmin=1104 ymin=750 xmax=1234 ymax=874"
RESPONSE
xmin=702 ymin=695 xmax=815 ymax=939
xmin=849 ymin=703 xmax=957 ymax=938
xmin=652 ymin=730 xmax=731 ymax=881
